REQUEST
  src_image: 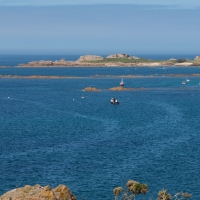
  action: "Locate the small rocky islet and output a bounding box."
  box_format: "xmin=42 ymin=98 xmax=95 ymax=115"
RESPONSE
xmin=83 ymin=86 xmax=146 ymax=91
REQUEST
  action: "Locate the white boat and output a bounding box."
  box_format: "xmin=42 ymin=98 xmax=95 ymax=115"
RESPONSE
xmin=120 ymin=79 xmax=124 ymax=86
xmin=182 ymin=81 xmax=186 ymax=85
xmin=110 ymin=98 xmax=119 ymax=104
xmin=186 ymin=78 xmax=190 ymax=82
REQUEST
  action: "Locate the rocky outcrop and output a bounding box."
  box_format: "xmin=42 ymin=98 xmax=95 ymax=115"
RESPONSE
xmin=20 ymin=59 xmax=70 ymax=67
xmin=195 ymin=56 xmax=200 ymax=60
xmin=106 ymin=54 xmax=140 ymax=59
xmin=0 ymin=184 xmax=76 ymax=200
xmin=109 ymin=87 xmax=136 ymax=91
xmin=77 ymin=55 xmax=103 ymax=62
xmin=84 ymin=87 xmax=101 ymax=91
xmin=27 ymin=60 xmax=53 ymax=66
xmin=109 ymin=87 xmax=146 ymax=91
xmin=53 ymin=59 xmax=69 ymax=65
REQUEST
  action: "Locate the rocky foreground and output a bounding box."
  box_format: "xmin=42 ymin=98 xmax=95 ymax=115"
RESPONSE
xmin=0 ymin=184 xmax=76 ymax=200
xmin=17 ymin=54 xmax=200 ymax=67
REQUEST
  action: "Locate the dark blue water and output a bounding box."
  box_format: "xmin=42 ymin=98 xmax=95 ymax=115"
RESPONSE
xmin=0 ymin=63 xmax=200 ymax=199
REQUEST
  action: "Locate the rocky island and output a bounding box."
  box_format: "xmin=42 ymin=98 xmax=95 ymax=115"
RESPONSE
xmin=0 ymin=184 xmax=76 ymax=200
xmin=17 ymin=54 xmax=200 ymax=67
xmin=83 ymin=87 xmax=101 ymax=91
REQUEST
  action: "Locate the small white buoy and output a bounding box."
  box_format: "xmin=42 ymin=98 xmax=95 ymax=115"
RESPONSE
xmin=81 ymin=96 xmax=84 ymax=98
xmin=8 ymin=96 xmax=10 ymax=99
xmin=73 ymin=98 xmax=75 ymax=101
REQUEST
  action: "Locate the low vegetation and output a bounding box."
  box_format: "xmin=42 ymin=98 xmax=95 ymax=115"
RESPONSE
xmin=85 ymin=58 xmax=159 ymax=63
xmin=83 ymin=57 xmax=197 ymax=65
xmin=193 ymin=59 xmax=200 ymax=65
xmin=175 ymin=59 xmax=190 ymax=63
xmin=113 ymin=180 xmax=192 ymax=200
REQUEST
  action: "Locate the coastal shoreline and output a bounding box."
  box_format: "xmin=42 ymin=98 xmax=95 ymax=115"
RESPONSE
xmin=1 ymin=54 xmax=200 ymax=68
xmin=16 ymin=61 xmax=198 ymax=68
xmin=15 ymin=54 xmax=200 ymax=67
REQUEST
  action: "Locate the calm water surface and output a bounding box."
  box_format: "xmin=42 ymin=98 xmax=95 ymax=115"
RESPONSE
xmin=0 ymin=66 xmax=200 ymax=199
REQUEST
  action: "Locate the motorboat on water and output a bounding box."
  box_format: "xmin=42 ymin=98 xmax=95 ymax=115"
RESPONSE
xmin=186 ymin=78 xmax=190 ymax=82
xmin=182 ymin=78 xmax=190 ymax=85
xmin=120 ymin=79 xmax=124 ymax=86
xmin=110 ymin=98 xmax=119 ymax=104
xmin=182 ymin=81 xmax=186 ymax=85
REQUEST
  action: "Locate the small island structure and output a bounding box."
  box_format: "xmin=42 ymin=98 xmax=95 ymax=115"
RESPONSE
xmin=17 ymin=53 xmax=200 ymax=68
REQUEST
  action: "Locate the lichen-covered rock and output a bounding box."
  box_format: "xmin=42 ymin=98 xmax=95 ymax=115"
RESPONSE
xmin=77 ymin=55 xmax=103 ymax=62
xmin=0 ymin=184 xmax=76 ymax=200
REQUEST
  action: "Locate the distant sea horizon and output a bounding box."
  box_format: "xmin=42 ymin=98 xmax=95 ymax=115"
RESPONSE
xmin=0 ymin=54 xmax=198 ymax=67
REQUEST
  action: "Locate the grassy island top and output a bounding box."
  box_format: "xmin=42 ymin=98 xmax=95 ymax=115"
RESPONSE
xmin=85 ymin=57 xmax=157 ymax=63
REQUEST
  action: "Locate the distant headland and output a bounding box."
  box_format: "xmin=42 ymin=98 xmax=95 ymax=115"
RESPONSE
xmin=17 ymin=54 xmax=200 ymax=67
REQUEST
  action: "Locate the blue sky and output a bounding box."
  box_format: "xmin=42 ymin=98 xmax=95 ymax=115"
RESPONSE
xmin=0 ymin=0 xmax=200 ymax=55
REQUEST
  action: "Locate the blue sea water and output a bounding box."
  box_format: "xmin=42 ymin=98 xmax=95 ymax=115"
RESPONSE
xmin=0 ymin=55 xmax=200 ymax=199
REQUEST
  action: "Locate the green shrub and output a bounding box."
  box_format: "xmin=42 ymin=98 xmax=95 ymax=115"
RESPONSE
xmin=113 ymin=180 xmax=192 ymax=200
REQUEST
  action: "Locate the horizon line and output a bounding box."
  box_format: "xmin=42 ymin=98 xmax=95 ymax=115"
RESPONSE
xmin=0 ymin=3 xmax=199 ymax=10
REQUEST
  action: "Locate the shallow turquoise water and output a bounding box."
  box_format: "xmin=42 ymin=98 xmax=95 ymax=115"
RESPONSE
xmin=0 ymin=67 xmax=200 ymax=199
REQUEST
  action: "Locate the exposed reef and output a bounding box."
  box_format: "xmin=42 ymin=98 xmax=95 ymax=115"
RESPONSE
xmin=82 ymin=86 xmax=146 ymax=91
xmin=0 ymin=75 xmax=74 ymax=79
xmin=84 ymin=87 xmax=101 ymax=91
xmin=109 ymin=86 xmax=146 ymax=91
xmin=2 ymin=74 xmax=200 ymax=79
